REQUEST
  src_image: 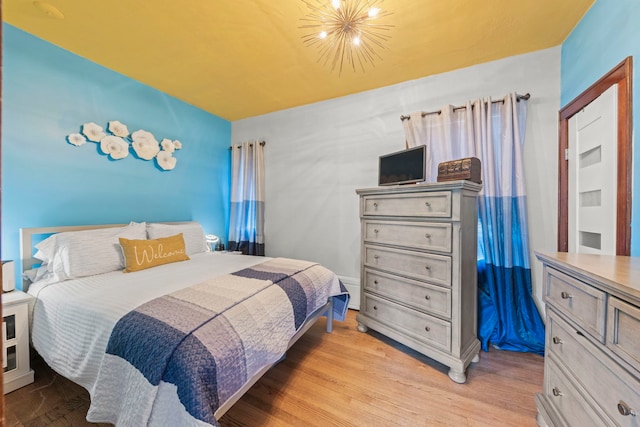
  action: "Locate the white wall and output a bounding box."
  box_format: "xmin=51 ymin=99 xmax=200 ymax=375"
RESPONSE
xmin=232 ymin=46 xmax=561 ymax=312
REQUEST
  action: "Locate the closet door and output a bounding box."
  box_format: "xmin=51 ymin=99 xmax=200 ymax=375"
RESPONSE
xmin=558 ymin=57 xmax=632 ymax=256
xmin=567 ymin=85 xmax=617 ymax=254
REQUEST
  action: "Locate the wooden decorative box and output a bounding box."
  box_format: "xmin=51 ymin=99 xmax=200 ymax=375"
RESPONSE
xmin=437 ymin=157 xmax=482 ymax=184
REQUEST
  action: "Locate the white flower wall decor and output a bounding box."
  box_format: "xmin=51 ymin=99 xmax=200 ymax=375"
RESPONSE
xmin=156 ymin=151 xmax=177 ymax=171
xmin=100 ymin=136 xmax=130 ymax=160
xmin=66 ymin=120 xmax=183 ymax=171
xmin=131 ymin=130 xmax=160 ymax=160
xmin=82 ymin=122 xmax=106 ymax=142
xmin=107 ymin=120 xmax=129 ymax=137
xmin=67 ymin=133 xmax=87 ymax=147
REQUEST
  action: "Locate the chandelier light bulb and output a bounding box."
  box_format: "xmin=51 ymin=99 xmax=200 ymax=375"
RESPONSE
xmin=332 ymin=0 xmax=341 ymax=9
xmin=353 ymin=35 xmax=361 ymax=45
xmin=368 ymin=7 xmax=380 ymax=18
xmin=319 ymin=30 xmax=328 ymax=39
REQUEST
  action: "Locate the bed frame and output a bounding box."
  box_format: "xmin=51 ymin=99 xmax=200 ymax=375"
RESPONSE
xmin=20 ymin=223 xmax=334 ymax=421
xmin=216 ymin=298 xmax=333 ymax=418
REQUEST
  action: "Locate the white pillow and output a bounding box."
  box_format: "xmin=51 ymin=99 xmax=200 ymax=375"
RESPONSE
xmin=23 ymin=266 xmax=61 ymax=287
xmin=146 ymin=222 xmax=207 ymax=256
xmin=34 ymin=222 xmax=147 ymax=282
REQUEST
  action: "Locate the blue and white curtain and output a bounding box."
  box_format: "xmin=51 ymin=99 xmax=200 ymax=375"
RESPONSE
xmin=228 ymin=140 xmax=265 ymax=256
xmin=403 ymin=93 xmax=545 ymax=354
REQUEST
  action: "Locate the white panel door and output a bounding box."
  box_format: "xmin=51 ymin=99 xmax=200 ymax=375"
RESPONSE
xmin=568 ymin=84 xmax=618 ymax=254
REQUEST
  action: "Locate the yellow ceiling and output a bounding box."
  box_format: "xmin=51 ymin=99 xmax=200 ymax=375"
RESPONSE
xmin=4 ymin=0 xmax=593 ymax=121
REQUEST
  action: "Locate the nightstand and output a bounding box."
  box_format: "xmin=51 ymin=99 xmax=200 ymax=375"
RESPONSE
xmin=3 ymin=290 xmax=34 ymax=393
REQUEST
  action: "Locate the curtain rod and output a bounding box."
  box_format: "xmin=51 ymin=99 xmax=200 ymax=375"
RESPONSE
xmin=229 ymin=140 xmax=266 ymax=150
xmin=400 ymin=93 xmax=530 ymax=121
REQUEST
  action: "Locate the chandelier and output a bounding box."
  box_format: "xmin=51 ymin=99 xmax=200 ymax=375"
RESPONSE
xmin=300 ymin=0 xmax=393 ymax=75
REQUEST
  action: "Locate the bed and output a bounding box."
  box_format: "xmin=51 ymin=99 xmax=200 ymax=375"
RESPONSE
xmin=21 ymin=221 xmax=349 ymax=426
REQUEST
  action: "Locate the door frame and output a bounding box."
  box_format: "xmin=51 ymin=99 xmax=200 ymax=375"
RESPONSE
xmin=558 ymin=56 xmax=633 ymax=255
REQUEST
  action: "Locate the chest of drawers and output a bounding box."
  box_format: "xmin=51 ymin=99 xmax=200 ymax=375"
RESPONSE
xmin=356 ymin=181 xmax=482 ymax=383
xmin=535 ymin=252 xmax=640 ymax=427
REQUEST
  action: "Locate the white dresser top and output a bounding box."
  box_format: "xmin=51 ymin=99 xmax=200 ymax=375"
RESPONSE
xmin=536 ymin=251 xmax=640 ymax=304
xmin=356 ymin=180 xmax=482 ymax=195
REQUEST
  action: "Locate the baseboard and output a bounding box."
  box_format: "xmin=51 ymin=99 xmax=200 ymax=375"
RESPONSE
xmin=338 ymin=275 xmax=360 ymax=310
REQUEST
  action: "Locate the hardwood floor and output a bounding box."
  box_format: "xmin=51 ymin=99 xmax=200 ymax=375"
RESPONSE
xmin=5 ymin=309 xmax=544 ymax=426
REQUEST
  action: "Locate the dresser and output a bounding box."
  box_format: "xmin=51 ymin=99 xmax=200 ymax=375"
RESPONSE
xmin=535 ymin=252 xmax=640 ymax=427
xmin=355 ymin=180 xmax=482 ymax=383
xmin=3 ymin=290 xmax=34 ymax=394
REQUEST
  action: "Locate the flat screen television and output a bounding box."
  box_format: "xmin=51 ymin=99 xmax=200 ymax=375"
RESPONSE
xmin=378 ymin=145 xmax=426 ymax=186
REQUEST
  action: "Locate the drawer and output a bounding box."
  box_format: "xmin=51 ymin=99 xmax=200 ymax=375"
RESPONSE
xmin=363 ymin=268 xmax=451 ymax=319
xmin=362 ymin=293 xmax=451 ymax=352
xmin=362 ymin=192 xmax=451 ymax=218
xmin=544 ymin=357 xmax=608 ymax=427
xmin=363 ymin=220 xmax=452 ymax=253
xmin=607 ymin=296 xmax=640 ymax=374
xmin=364 ymin=244 xmax=451 ymax=287
xmin=544 ymin=266 xmax=606 ymax=342
xmin=547 ymin=310 xmax=640 ymax=427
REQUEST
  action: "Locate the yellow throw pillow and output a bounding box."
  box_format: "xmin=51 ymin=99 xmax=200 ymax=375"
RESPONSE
xmin=119 ymin=233 xmax=190 ymax=273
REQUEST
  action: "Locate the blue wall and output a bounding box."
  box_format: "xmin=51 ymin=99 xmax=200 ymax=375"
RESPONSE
xmin=561 ymin=0 xmax=640 ymax=255
xmin=2 ymin=24 xmax=232 ymax=285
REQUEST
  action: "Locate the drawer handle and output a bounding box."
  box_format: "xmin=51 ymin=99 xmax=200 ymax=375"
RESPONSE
xmin=373 ymin=229 xmax=379 ymax=234
xmin=425 ymin=265 xmax=431 ymax=271
xmin=424 ymin=326 xmax=430 ymax=332
xmin=425 ymin=233 xmax=431 ymax=239
xmin=373 ymin=305 xmax=378 ymax=311
xmin=374 ymin=255 xmax=379 ymax=260
xmin=552 ymin=336 xmax=563 ymax=345
xmin=373 ymin=280 xmax=378 ymax=285
xmin=425 ymin=202 xmax=431 ymax=207
xmin=552 ymin=387 xmax=562 ymax=397
xmin=618 ymin=401 xmax=637 ymax=417
xmin=424 ymin=295 xmax=431 ymax=300
xmin=560 ymin=291 xmax=572 ymax=299
xmin=373 ymin=202 xmax=378 ymax=208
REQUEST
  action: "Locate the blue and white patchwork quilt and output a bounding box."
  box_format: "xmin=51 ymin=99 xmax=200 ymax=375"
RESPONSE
xmin=86 ymin=258 xmax=349 ymax=426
